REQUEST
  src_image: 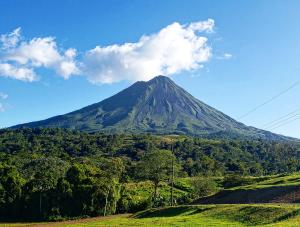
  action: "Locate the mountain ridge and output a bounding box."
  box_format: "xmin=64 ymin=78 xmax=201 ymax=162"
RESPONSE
xmin=13 ymin=75 xmax=297 ymax=141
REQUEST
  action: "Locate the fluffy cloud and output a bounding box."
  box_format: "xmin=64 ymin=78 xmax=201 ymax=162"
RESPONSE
xmin=83 ymin=19 xmax=214 ymax=84
xmin=0 ymin=19 xmax=221 ymax=84
xmin=0 ymin=28 xmax=79 ymax=81
xmin=0 ymin=63 xmax=36 ymax=81
xmin=0 ymin=27 xmax=21 ymax=49
xmin=187 ymin=19 xmax=215 ymax=33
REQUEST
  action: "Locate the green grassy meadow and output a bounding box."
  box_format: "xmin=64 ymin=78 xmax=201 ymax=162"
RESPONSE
xmin=3 ymin=204 xmax=300 ymax=226
xmin=3 ymin=173 xmax=300 ymax=226
xmin=123 ymin=172 xmax=300 ymax=207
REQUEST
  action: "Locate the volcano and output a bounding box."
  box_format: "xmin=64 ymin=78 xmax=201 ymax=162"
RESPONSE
xmin=13 ymin=75 xmax=293 ymax=141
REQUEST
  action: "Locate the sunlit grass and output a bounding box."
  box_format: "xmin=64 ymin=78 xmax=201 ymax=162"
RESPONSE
xmin=3 ymin=204 xmax=300 ymax=226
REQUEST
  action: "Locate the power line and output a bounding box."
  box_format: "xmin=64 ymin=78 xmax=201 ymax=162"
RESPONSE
xmin=237 ymin=81 xmax=300 ymax=120
xmin=269 ymin=116 xmax=300 ymax=130
xmin=262 ymin=108 xmax=300 ymax=128
xmin=263 ymin=111 xmax=300 ymax=129
xmin=266 ymin=113 xmax=300 ymax=130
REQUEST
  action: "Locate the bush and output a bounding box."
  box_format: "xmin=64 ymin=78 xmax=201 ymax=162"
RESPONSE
xmin=176 ymin=194 xmax=193 ymax=204
xmin=222 ymin=174 xmax=254 ymax=188
xmin=190 ymin=176 xmax=217 ymax=199
xmin=117 ymin=194 xmax=152 ymax=213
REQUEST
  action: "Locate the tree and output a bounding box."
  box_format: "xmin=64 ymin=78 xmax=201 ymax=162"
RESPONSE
xmin=137 ymin=150 xmax=175 ymax=202
xmin=0 ymin=164 xmax=24 ymax=219
xmin=65 ymin=161 xmax=122 ymax=217
xmin=191 ymin=176 xmax=217 ymax=199
xmin=23 ymin=157 xmax=68 ymax=218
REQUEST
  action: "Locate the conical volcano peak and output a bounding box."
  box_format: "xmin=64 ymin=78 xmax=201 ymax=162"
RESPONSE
xmin=144 ymin=75 xmax=177 ymax=93
xmin=13 ymin=74 xmax=292 ymax=141
xmin=148 ymin=75 xmax=173 ymax=84
xmin=130 ymin=75 xmax=171 ymax=89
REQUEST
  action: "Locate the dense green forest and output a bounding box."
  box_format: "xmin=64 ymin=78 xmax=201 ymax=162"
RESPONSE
xmin=0 ymin=128 xmax=300 ymax=221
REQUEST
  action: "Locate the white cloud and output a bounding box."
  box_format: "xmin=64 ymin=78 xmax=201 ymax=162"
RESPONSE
xmin=0 ymin=103 xmax=4 ymax=112
xmin=0 ymin=19 xmax=222 ymax=84
xmin=0 ymin=27 xmax=21 ymax=49
xmin=0 ymin=28 xmax=79 ymax=81
xmin=0 ymin=92 xmax=8 ymax=100
xmin=216 ymin=53 xmax=233 ymax=60
xmin=187 ymin=19 xmax=215 ymax=33
xmin=64 ymin=48 xmax=77 ymax=58
xmin=0 ymin=63 xmax=36 ymax=81
xmin=223 ymin=53 xmax=232 ymax=59
xmin=83 ymin=19 xmax=214 ymax=84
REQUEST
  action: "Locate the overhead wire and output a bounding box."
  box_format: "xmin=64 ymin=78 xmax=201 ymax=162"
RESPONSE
xmin=261 ymin=108 xmax=300 ymax=128
xmin=268 ymin=116 xmax=300 ymax=130
xmin=237 ymin=81 xmax=300 ymax=120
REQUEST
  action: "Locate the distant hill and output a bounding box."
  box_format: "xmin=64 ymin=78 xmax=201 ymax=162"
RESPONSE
xmin=13 ymin=75 xmax=296 ymax=141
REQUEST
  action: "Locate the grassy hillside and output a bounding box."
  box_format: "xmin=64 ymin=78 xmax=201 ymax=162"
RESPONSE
xmin=3 ymin=174 xmax=300 ymax=226
xmin=123 ymin=173 xmax=300 ymax=207
xmin=195 ymin=173 xmax=300 ymax=204
xmin=3 ymin=204 xmax=300 ymax=226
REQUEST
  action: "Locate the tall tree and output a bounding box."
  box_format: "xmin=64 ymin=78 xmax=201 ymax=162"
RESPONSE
xmin=137 ymin=150 xmax=175 ymax=202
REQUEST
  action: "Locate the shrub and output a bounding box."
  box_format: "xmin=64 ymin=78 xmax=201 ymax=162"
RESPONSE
xmin=223 ymin=174 xmax=254 ymax=188
xmin=190 ymin=176 xmax=217 ymax=199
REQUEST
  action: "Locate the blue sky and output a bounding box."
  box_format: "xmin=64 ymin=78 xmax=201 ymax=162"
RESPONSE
xmin=0 ymin=0 xmax=300 ymax=138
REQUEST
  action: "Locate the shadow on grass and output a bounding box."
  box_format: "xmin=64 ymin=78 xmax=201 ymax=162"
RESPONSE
xmin=134 ymin=206 xmax=213 ymax=218
xmin=194 ymin=185 xmax=300 ymax=204
xmin=187 ymin=207 xmax=214 ymax=215
xmin=274 ymin=209 xmax=300 ymax=222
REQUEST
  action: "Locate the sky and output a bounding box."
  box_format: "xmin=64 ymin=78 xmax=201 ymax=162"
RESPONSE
xmin=0 ymin=0 xmax=300 ymax=138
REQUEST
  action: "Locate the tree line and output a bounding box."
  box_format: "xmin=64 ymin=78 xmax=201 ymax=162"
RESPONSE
xmin=0 ymin=128 xmax=299 ymax=220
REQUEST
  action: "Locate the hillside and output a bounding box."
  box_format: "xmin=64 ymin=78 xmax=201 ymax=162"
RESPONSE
xmin=194 ymin=173 xmax=300 ymax=204
xmin=12 ymin=76 xmax=295 ymax=141
xmin=1 ymin=128 xmax=300 ymax=176
xmin=122 ymin=173 xmax=300 ymax=210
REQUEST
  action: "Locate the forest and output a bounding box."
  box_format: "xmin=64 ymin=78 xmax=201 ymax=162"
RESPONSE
xmin=0 ymin=128 xmax=300 ymax=221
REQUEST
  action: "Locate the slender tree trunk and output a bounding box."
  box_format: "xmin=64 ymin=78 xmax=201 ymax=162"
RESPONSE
xmin=39 ymin=192 xmax=42 ymax=218
xmin=103 ymin=191 xmax=109 ymax=216
xmin=154 ymin=182 xmax=158 ymax=202
xmin=171 ymin=156 xmax=174 ymax=206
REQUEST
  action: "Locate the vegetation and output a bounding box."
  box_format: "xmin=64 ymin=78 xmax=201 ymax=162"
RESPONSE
xmin=136 ymin=150 xmax=176 ymax=203
xmin=4 ymin=204 xmax=300 ymax=226
xmin=0 ymin=128 xmax=300 ymax=221
xmin=191 ymin=176 xmax=217 ymax=198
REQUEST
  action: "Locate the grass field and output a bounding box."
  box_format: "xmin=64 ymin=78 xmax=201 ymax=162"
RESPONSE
xmin=123 ymin=172 xmax=300 ymax=206
xmin=3 ymin=173 xmax=300 ymax=226
xmin=3 ymin=204 xmax=300 ymax=226
xmin=230 ymin=173 xmax=300 ymax=190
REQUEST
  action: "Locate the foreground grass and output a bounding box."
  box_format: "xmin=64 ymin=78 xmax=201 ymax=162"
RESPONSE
xmin=233 ymin=173 xmax=300 ymax=190
xmin=3 ymin=204 xmax=300 ymax=226
xmin=4 ymin=173 xmax=300 ymax=226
